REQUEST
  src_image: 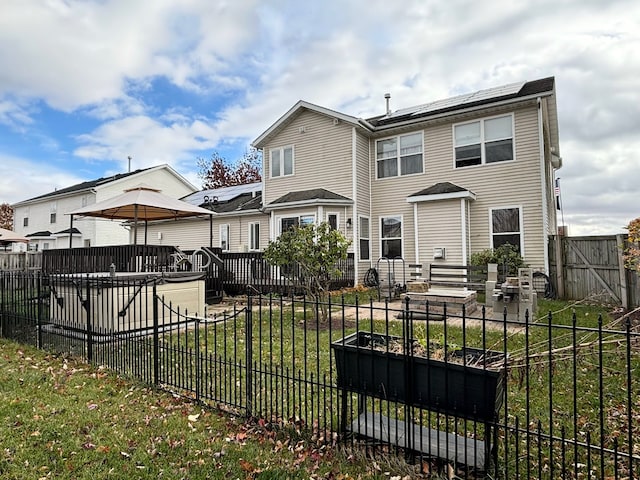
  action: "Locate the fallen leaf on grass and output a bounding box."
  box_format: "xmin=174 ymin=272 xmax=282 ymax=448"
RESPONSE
xmin=187 ymin=413 xmax=200 ymax=422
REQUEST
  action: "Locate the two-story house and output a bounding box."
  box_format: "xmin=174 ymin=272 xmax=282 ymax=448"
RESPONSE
xmin=252 ymin=76 xmax=561 ymax=282
xmin=12 ymin=164 xmax=198 ymax=251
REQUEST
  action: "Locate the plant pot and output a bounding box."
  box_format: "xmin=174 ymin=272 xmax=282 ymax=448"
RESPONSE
xmin=332 ymin=331 xmax=507 ymax=422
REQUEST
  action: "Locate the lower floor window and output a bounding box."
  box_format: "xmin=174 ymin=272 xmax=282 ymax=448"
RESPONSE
xmin=280 ymin=215 xmax=315 ymax=234
xmin=381 ymin=216 xmax=402 ymax=258
xmin=491 ymin=207 xmax=522 ymax=252
xmin=359 ymin=216 xmax=370 ymax=261
xmin=249 ymin=223 xmax=260 ymax=251
xmin=220 ymin=224 xmax=230 ymax=251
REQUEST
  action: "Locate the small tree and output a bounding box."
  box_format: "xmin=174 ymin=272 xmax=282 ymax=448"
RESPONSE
xmin=0 ymin=203 xmax=13 ymax=230
xmin=622 ymin=217 xmax=640 ymax=273
xmin=470 ymin=243 xmax=527 ymax=276
xmin=263 ymin=222 xmax=351 ymax=322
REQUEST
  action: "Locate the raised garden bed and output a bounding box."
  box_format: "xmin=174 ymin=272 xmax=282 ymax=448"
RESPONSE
xmin=332 ymin=331 xmax=507 ymax=423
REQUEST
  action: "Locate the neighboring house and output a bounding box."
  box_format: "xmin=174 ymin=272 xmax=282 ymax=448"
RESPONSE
xmin=129 ymin=77 xmax=564 ymax=285
xmin=12 ymin=165 xmax=198 ymax=251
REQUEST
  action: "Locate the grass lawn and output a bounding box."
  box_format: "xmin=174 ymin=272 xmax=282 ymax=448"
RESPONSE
xmin=0 ymin=338 xmax=424 ymax=480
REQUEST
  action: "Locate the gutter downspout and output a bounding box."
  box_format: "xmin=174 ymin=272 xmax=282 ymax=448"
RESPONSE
xmin=413 ymin=203 xmax=419 ymax=267
xmin=352 ymin=127 xmax=358 ymax=286
xmin=460 ymin=199 xmax=468 ymax=265
xmin=537 ymin=97 xmax=550 ymax=274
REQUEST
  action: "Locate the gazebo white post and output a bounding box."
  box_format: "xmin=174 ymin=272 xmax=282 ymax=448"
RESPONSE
xmin=209 ymin=215 xmax=213 ymax=247
xmin=133 ymin=204 xmax=138 ymax=246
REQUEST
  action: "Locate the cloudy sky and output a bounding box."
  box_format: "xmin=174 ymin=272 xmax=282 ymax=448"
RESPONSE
xmin=0 ymin=0 xmax=637 ymax=235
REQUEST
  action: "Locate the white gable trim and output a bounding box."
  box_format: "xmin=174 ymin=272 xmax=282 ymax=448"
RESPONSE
xmin=253 ymin=101 xmax=370 ymax=147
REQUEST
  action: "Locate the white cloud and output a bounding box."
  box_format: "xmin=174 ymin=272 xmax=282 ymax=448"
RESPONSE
xmin=73 ymin=114 xmax=219 ymax=172
xmin=0 ymin=155 xmax=85 ymax=205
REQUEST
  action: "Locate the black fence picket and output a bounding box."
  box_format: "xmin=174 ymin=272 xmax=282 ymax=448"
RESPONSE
xmin=1 ymin=270 xmax=638 ymax=479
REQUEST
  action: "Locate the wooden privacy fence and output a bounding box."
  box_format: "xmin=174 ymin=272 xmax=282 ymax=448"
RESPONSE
xmin=549 ymin=234 xmax=640 ymax=308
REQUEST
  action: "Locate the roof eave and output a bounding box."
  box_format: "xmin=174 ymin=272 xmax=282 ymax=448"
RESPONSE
xmin=265 ymin=198 xmax=353 ymax=211
xmin=407 ymin=191 xmax=477 ymax=203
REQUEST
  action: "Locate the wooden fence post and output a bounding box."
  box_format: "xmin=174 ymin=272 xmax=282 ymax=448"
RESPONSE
xmin=554 ymin=234 xmax=565 ymax=299
xmin=616 ymin=234 xmax=629 ymax=309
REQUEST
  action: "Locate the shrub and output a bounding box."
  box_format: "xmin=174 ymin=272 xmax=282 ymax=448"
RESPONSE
xmin=470 ymin=243 xmax=527 ymax=276
xmin=622 ymin=217 xmax=640 ymax=272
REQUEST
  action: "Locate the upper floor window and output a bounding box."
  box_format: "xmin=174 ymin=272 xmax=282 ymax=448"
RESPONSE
xmin=376 ymin=132 xmax=423 ymax=178
xmin=50 ymin=213 xmax=57 ymax=224
xmin=23 ymin=217 xmax=29 ymax=227
xmin=454 ymin=114 xmax=514 ymax=168
xmin=270 ymin=145 xmax=294 ymax=178
xmin=490 ymin=207 xmax=523 ymax=253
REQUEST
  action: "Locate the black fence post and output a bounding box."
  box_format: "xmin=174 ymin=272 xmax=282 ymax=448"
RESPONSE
xmin=36 ymin=272 xmax=43 ymax=349
xmin=245 ymin=294 xmax=253 ymax=418
xmin=85 ymin=274 xmax=93 ymax=363
xmin=195 ymin=317 xmax=200 ymax=403
xmin=153 ymin=283 xmax=159 ymax=387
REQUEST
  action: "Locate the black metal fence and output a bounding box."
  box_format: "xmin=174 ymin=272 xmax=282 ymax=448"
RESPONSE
xmin=1 ymin=270 xmax=638 ymax=478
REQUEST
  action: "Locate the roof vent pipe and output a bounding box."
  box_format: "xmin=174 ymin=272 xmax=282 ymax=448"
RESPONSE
xmin=384 ymin=93 xmax=391 ymax=115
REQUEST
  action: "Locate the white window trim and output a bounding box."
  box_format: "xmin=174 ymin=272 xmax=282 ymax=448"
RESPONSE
xmin=269 ymin=145 xmax=295 ymax=178
xmin=359 ymin=215 xmax=371 ymax=261
xmin=379 ymin=215 xmax=404 ymax=259
xmin=219 ymin=224 xmax=230 ymax=252
xmin=453 ymin=113 xmax=515 ymax=168
xmin=489 ymin=206 xmax=524 ymax=256
xmin=248 ymin=222 xmax=260 ymax=251
xmin=375 ymin=131 xmax=424 ymax=180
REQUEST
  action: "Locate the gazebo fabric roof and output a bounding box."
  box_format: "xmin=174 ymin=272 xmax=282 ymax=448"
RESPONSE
xmin=67 ymin=184 xmax=214 ymax=221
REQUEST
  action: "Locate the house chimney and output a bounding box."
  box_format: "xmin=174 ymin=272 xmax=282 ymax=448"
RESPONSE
xmin=127 ymin=155 xmax=132 ymax=173
xmin=384 ymin=93 xmax=391 ymax=115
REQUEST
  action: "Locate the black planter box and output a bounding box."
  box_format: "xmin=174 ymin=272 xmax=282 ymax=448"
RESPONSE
xmin=332 ymin=331 xmax=507 ymax=422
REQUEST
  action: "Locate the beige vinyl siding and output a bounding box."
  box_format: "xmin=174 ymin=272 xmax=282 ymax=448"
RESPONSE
xmin=264 ymin=110 xmax=354 ymax=205
xmin=416 ymin=200 xmax=464 ymax=265
xmin=142 ymin=214 xmax=269 ymax=252
xmin=143 ymin=218 xmax=211 ymax=250
xmin=369 ymin=104 xmax=548 ymax=270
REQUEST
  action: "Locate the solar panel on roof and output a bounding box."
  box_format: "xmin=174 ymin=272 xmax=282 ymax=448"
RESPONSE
xmin=183 ymin=183 xmax=261 ymax=206
xmin=382 ymin=81 xmax=526 ymax=120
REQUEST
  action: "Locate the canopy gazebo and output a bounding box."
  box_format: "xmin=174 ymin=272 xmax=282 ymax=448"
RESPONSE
xmin=66 ymin=184 xmax=215 ymax=247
